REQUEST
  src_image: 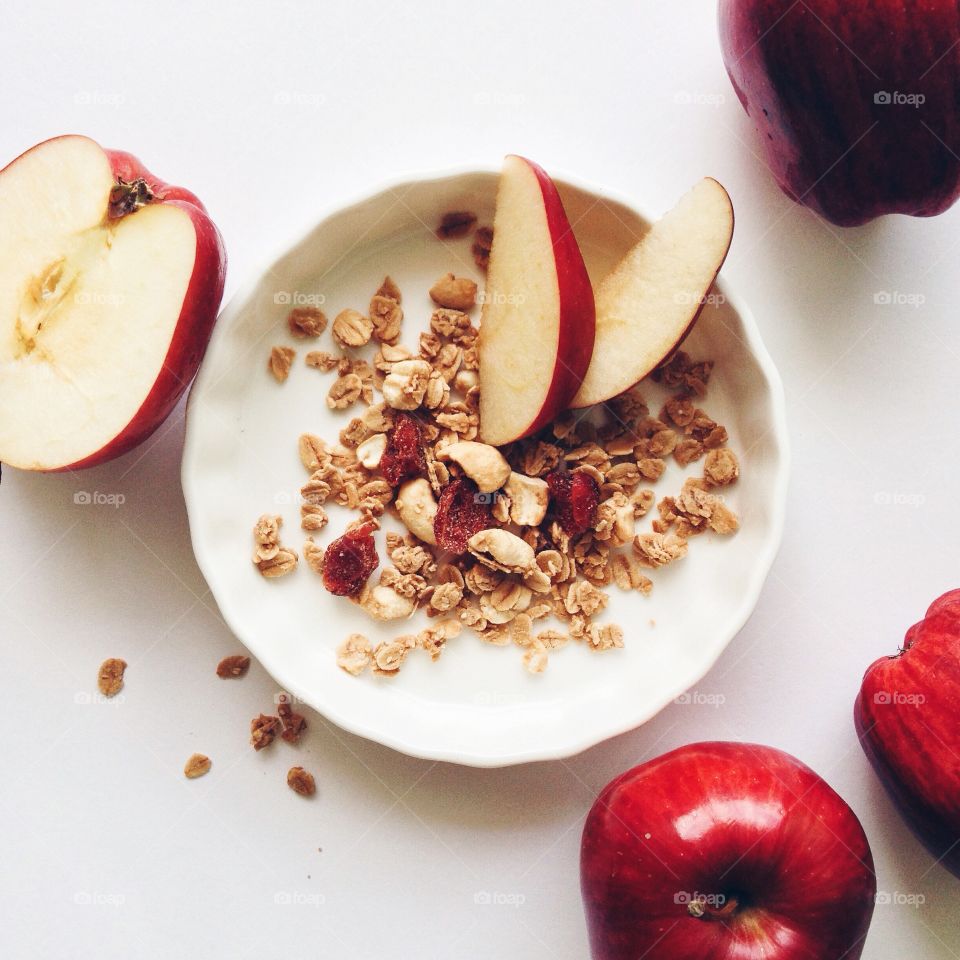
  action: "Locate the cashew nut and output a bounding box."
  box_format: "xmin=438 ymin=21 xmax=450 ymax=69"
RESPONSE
xmin=504 ymin=472 xmax=549 ymax=526
xmin=395 ymin=478 xmax=438 ymax=545
xmin=361 ymin=584 xmax=416 ymax=622
xmin=356 ymin=433 xmax=387 ymax=470
xmin=440 ymin=441 xmax=511 ymax=493
xmin=382 ymin=359 xmax=432 ymax=410
xmin=467 ymin=528 xmax=535 ymax=574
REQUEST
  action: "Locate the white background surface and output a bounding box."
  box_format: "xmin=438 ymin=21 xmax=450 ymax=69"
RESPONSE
xmin=2 ymin=2 xmax=959 ymax=957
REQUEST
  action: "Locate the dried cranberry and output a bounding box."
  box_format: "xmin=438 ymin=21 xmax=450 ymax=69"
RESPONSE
xmin=322 ymin=523 xmax=379 ymax=596
xmin=434 ymin=477 xmax=494 ymax=554
xmin=380 ymin=413 xmax=427 ymax=487
xmin=546 ymin=470 xmax=600 ymax=536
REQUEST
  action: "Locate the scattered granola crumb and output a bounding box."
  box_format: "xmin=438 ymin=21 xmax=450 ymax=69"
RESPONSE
xmin=255 ymin=546 xmax=298 ymax=578
xmin=337 ymin=634 xmax=372 ymax=676
xmin=327 ymin=373 xmax=364 ymax=410
xmin=376 ymin=275 xmax=402 ymax=303
xmin=371 ymin=637 xmax=411 ymax=676
xmin=332 ymin=309 xmax=373 ymax=348
xmin=184 ymin=753 xmax=212 ymax=779
xmin=216 ymin=655 xmax=250 ymax=679
xmin=704 ymin=448 xmax=740 ymax=487
xmin=287 ymin=307 xmax=327 ymax=339
xmin=269 ymin=346 xmax=295 ymax=383
xmin=303 ymin=540 xmax=326 ymax=575
xmin=97 ymin=658 xmax=126 ymax=697
xmin=287 ymin=766 xmax=316 ymax=796
xmin=472 ymin=226 xmax=493 ymax=269
xmin=437 ymin=211 xmax=477 ymax=239
xmin=429 ymin=273 xmax=477 ymax=311
xmin=370 ymin=295 xmax=403 ymax=343
xmin=251 ymin=714 xmax=280 ymax=751
xmin=305 ymin=350 xmax=341 ymax=372
xmin=278 ymin=695 xmax=307 ymax=743
xmin=633 ymin=532 xmax=689 ymax=568
xmin=673 ymin=438 xmax=704 ymax=466
xmin=523 ymin=641 xmax=549 ymax=674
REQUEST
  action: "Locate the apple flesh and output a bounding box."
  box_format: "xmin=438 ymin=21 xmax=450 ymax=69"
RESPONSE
xmin=581 ymin=741 xmax=876 ymax=960
xmin=0 ymin=135 xmax=226 ymax=471
xmin=719 ymin=0 xmax=960 ymax=226
xmin=478 ymin=155 xmax=595 ymax=446
xmin=855 ymin=590 xmax=960 ymax=878
xmin=571 ymin=178 xmax=733 ymax=409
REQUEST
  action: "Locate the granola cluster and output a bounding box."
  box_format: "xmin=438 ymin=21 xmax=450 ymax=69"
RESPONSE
xmin=257 ymin=214 xmax=740 ymax=677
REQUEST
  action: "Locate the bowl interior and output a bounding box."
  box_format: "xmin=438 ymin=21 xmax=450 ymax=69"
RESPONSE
xmin=183 ymin=169 xmax=788 ymax=766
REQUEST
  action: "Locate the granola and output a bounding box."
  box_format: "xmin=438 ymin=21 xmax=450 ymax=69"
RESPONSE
xmin=184 ymin=753 xmax=212 ymax=779
xmin=287 ymin=766 xmax=316 ymax=796
xmin=254 ymin=265 xmax=741 ymax=677
xmin=216 ymin=655 xmax=250 ymax=678
xmin=287 ymin=307 xmax=327 ymax=339
xmin=97 ymin=658 xmax=126 ymax=697
xmin=269 ymin=345 xmax=295 ymax=383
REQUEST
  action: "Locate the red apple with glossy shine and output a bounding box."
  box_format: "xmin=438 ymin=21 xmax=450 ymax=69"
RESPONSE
xmin=0 ymin=135 xmax=226 ymax=471
xmin=478 ymin=155 xmax=595 ymax=446
xmin=855 ymin=589 xmax=960 ymax=878
xmin=581 ymin=742 xmax=876 ymax=960
xmin=719 ymin=0 xmax=960 ymax=226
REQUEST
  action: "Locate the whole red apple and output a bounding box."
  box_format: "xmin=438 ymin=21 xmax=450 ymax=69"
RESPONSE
xmin=718 ymin=0 xmax=960 ymax=226
xmin=0 ymin=135 xmax=226 ymax=471
xmin=581 ymin=741 xmax=876 ymax=960
xmin=855 ymin=589 xmax=960 ymax=878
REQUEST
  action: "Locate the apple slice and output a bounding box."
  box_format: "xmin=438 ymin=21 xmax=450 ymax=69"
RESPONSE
xmin=571 ymin=178 xmax=733 ymax=409
xmin=479 ymin=155 xmax=595 ymax=446
xmin=0 ymin=135 xmax=226 ymax=471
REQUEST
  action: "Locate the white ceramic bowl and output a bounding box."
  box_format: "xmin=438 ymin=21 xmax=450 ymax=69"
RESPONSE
xmin=182 ymin=166 xmax=789 ymax=767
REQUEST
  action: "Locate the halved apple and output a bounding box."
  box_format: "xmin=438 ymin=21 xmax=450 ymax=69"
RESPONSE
xmin=571 ymin=178 xmax=733 ymax=409
xmin=479 ymin=156 xmax=595 ymax=446
xmin=0 ymin=135 xmax=226 ymax=471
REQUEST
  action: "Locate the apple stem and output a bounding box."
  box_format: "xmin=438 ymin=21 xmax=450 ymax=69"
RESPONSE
xmin=109 ymin=177 xmax=155 ymax=219
xmin=688 ymin=895 xmax=740 ymax=920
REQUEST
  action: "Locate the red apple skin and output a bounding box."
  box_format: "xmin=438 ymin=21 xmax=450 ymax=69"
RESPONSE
xmin=512 ymin=156 xmax=595 ymax=437
xmin=855 ymin=590 xmax=960 ymax=878
xmin=0 ymin=135 xmax=227 ymax=472
xmin=718 ymin=0 xmax=960 ymax=226
xmin=581 ymin=742 xmax=876 ymax=960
